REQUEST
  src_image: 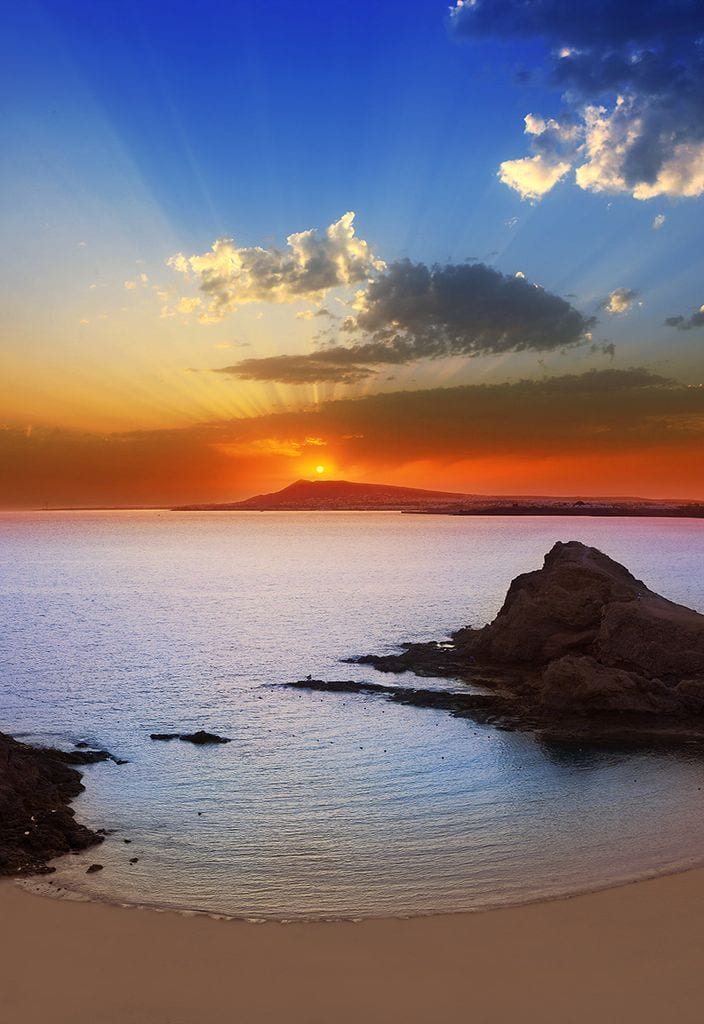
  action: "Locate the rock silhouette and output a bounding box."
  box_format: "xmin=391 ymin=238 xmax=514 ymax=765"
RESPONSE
xmin=150 ymin=731 xmax=231 ymax=745
xmin=451 ymin=541 xmax=704 ymax=714
xmin=298 ymin=542 xmax=704 ymax=747
xmin=0 ymin=733 xmax=110 ymax=876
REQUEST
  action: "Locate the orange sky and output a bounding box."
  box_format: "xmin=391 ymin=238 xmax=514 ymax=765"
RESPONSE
xmin=2 ymin=371 xmax=703 ymax=507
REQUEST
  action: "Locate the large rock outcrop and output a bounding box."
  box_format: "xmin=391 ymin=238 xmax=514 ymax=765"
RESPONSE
xmin=359 ymin=541 xmax=704 ymax=719
xmin=452 ymin=541 xmax=704 ymax=714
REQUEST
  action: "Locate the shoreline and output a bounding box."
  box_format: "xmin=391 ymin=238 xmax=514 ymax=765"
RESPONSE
xmin=19 ymin=842 xmax=704 ymax=924
xmin=5 ymin=861 xmax=704 ymax=1022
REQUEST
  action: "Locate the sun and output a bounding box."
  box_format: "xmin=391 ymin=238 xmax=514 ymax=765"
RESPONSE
xmin=315 ymin=465 xmax=325 ymax=475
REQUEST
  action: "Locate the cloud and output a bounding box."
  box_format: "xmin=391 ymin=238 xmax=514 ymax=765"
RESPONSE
xmin=124 ymin=273 xmax=149 ymax=290
xmin=498 ymin=154 xmax=572 ymax=199
xmin=451 ymin=1 xmax=704 ymax=201
xmin=214 ymin=436 xmax=327 ymax=459
xmin=218 ymin=352 xmax=378 ymax=385
xmin=652 ymin=213 xmax=666 ymax=230
xmin=665 ymin=304 xmax=704 ymax=330
xmin=601 ymin=287 xmax=639 ymax=315
xmin=591 ymin=341 xmax=616 ymax=358
xmin=166 ymin=212 xmax=383 ymax=321
xmin=295 ymin=307 xmax=334 ymax=321
xmin=213 ymin=259 xmax=595 ymax=383
xmin=449 ymin=1 xmax=703 ymax=49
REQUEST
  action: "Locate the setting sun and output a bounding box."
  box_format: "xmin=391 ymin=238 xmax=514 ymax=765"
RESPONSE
xmin=315 ymin=465 xmax=325 ymax=475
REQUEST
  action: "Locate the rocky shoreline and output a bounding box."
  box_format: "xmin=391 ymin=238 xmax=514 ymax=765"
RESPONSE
xmin=292 ymin=541 xmax=704 ymax=749
xmin=289 ymin=678 xmax=704 ymax=749
xmin=0 ymin=732 xmax=114 ymax=876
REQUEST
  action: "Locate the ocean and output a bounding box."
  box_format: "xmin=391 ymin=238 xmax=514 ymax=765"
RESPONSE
xmin=2 ymin=509 xmax=704 ymax=919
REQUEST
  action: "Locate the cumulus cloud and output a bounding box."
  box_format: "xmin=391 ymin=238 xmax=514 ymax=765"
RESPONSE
xmin=498 ymin=154 xmax=572 ymax=199
xmin=214 ymin=259 xmax=595 ymax=384
xmin=166 ymin=212 xmax=383 ymax=321
xmin=665 ymin=304 xmax=704 ymax=330
xmin=601 ymin=287 xmax=639 ymax=315
xmin=451 ymin=0 xmax=704 ymax=201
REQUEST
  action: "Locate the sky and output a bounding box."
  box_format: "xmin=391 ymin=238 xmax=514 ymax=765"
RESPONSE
xmin=1 ymin=0 xmax=703 ymax=506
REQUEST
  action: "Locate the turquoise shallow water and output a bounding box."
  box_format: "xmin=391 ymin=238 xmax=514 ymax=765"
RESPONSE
xmin=2 ymin=510 xmax=704 ymax=919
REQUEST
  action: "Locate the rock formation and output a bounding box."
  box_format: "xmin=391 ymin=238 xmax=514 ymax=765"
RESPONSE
xmin=301 ymin=541 xmax=704 ymax=743
xmin=150 ymin=730 xmax=231 ymax=744
xmin=449 ymin=541 xmax=704 ymax=715
xmin=0 ymin=732 xmax=110 ymax=876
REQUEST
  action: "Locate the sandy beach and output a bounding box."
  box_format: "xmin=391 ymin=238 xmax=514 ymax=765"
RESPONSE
xmin=3 ymin=868 xmax=704 ymax=1024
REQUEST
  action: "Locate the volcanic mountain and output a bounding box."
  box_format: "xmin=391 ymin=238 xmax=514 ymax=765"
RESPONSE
xmin=173 ymin=479 xmax=476 ymax=511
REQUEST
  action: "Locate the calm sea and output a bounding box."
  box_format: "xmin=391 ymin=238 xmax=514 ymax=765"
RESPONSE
xmin=2 ymin=510 xmax=704 ymax=919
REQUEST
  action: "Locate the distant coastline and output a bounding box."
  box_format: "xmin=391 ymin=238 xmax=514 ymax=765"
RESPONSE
xmin=171 ymin=478 xmax=704 ymax=517
xmin=14 ymin=477 xmax=704 ymax=516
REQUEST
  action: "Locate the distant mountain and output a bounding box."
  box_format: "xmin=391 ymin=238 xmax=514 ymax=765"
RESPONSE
xmin=172 ymin=478 xmax=704 ymax=516
xmin=173 ymin=478 xmax=478 ymax=511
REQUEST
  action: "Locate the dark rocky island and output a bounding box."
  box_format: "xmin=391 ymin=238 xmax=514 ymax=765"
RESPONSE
xmin=0 ymin=733 xmax=116 ymax=876
xmin=292 ymin=542 xmax=704 ymax=748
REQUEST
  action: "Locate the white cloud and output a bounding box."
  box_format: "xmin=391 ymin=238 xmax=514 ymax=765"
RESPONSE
xmin=524 ymin=113 xmax=547 ymax=135
xmin=632 ymin=142 xmax=704 ymax=200
xmin=498 ymin=154 xmax=571 ymax=199
xmin=501 ymin=96 xmax=704 ymax=202
xmin=166 ymin=212 xmax=384 ymax=322
xmin=652 ymin=213 xmax=666 ymax=229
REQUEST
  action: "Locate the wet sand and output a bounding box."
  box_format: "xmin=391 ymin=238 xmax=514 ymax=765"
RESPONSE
xmin=3 ymin=866 xmax=704 ymax=1023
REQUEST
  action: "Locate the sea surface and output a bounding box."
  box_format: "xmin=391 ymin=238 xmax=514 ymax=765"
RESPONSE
xmin=2 ymin=510 xmax=704 ymax=920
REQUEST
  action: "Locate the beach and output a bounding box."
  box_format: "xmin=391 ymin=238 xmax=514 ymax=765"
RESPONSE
xmin=3 ymin=868 xmax=704 ymax=1023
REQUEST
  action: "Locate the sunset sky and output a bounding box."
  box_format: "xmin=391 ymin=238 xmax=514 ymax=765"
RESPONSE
xmin=2 ymin=0 xmax=704 ymax=506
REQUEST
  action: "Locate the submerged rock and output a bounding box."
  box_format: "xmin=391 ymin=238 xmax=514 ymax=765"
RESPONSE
xmin=150 ymin=730 xmax=231 ymax=745
xmin=56 ymin=748 xmax=127 ymax=765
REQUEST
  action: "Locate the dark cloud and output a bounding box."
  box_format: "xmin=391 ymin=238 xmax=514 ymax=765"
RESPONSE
xmin=590 ymin=341 xmax=616 ymax=358
xmin=665 ymin=308 xmax=704 ymax=330
xmin=450 ymin=1 xmax=703 ymax=49
xmin=215 ymin=260 xmax=595 ymax=384
xmin=216 ymin=352 xmax=377 ymax=385
xmin=450 ymin=1 xmax=704 ymax=200
xmin=357 ymin=260 xmax=594 ymax=350
xmin=229 ymin=367 xmax=702 ymax=464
